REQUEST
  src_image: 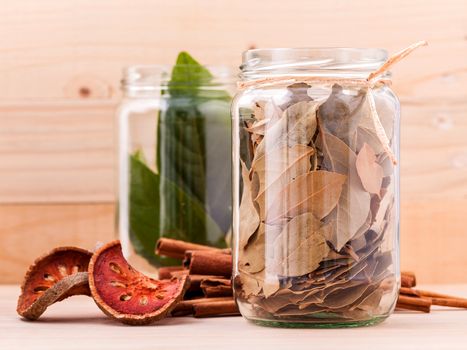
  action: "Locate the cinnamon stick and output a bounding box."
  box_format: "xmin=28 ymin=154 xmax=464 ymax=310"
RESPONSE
xmin=396 ymin=302 xmax=431 ymax=313
xmin=171 ymin=272 xmax=225 ymax=292
xmin=171 ymin=297 xmax=233 ymax=316
xmin=399 ymin=287 xmax=419 ymax=297
xmin=416 ymin=289 xmax=467 ymax=302
xmin=397 ymin=295 xmax=431 ymax=307
xmin=183 ymin=251 xmax=232 ymax=277
xmin=156 ymin=238 xmax=228 ymax=260
xmin=193 ymin=300 xmax=239 ymax=318
xmin=396 ymin=295 xmax=431 ymax=313
xmin=430 ymin=297 xmax=467 ymax=309
xmin=401 ymin=271 xmax=416 ymax=288
xmin=158 ymin=266 xmax=184 ymax=279
xmin=200 ymin=278 xmax=233 ymax=298
xmin=398 ymin=285 xmax=467 ymax=309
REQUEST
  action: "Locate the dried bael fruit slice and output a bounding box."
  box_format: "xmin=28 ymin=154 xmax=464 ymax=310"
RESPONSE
xmin=17 ymin=247 xmax=92 ymax=320
xmin=89 ymin=240 xmax=189 ymax=325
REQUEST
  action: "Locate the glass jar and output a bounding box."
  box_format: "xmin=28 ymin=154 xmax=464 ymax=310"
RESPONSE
xmin=232 ymin=48 xmax=400 ymax=327
xmin=118 ymin=61 xmax=235 ymax=275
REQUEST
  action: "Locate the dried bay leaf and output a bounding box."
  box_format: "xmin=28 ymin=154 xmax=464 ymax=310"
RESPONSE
xmin=352 ymin=288 xmax=384 ymax=312
xmin=272 ymin=213 xmax=331 ymax=277
xmin=253 ymin=145 xmax=314 ymax=217
xmin=255 ymin=288 xmax=309 ymax=314
xmin=245 ymin=118 xmax=270 ymax=135
xmin=253 ymin=145 xmax=314 ymax=194
xmin=370 ymin=190 xmax=394 ymax=234
xmin=238 ymin=269 xmax=280 ymax=299
xmin=238 ymin=271 xmax=263 ymax=298
xmin=318 ymin=131 xmax=371 ymax=250
xmin=356 ymin=127 xmax=384 ymax=155
xmin=353 ymin=211 xmax=372 ymax=240
xmin=266 ymin=171 xmax=347 ymax=223
xmin=279 ymin=83 xmax=313 ymax=110
xmin=240 ymin=224 xmax=282 ymax=274
xmin=239 ymin=161 xmax=260 ymax=249
xmin=247 ymin=100 xmax=283 ymax=134
xmin=318 ymin=85 xmax=366 ymax=148
xmin=319 ymin=282 xmax=370 ymax=309
xmin=378 ymin=153 xmax=394 ymax=177
xmin=262 ymin=275 xmax=281 ymax=297
xmin=356 ymin=91 xmax=395 ymax=155
xmin=349 ymin=232 xmax=367 ymax=253
xmin=254 ymin=100 xmax=320 ymax=160
xmin=239 ymin=227 xmax=265 ymax=274
xmin=253 ymin=101 xmax=267 ymax=121
xmin=356 ymin=143 xmax=384 ymax=196
xmin=355 ymin=92 xmax=395 ymax=162
xmin=246 ymin=101 xmax=283 ymax=151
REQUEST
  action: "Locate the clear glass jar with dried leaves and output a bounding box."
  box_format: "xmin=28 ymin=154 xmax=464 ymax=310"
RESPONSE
xmin=232 ymin=48 xmax=400 ymax=328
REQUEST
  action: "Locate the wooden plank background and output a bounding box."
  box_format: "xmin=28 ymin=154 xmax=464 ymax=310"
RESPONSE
xmin=0 ymin=0 xmax=466 ymax=283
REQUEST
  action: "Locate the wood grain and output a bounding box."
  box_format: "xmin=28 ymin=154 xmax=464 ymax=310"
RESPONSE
xmin=0 ymin=0 xmax=465 ymax=101
xmin=401 ymin=102 xmax=467 ymax=199
xmin=400 ymin=199 xmax=467 ymax=285
xmin=0 ymin=0 xmax=466 ymax=283
xmin=2 ymin=285 xmax=467 ymax=350
xmin=0 ymin=204 xmax=114 ymax=284
xmin=0 ymin=101 xmax=116 ymax=203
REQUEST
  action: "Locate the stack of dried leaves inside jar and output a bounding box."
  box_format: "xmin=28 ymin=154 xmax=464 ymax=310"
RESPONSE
xmin=230 ymin=45 xmax=423 ymax=327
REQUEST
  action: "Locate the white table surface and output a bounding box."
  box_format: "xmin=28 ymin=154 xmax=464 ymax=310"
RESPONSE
xmin=2 ymin=284 xmax=467 ymax=350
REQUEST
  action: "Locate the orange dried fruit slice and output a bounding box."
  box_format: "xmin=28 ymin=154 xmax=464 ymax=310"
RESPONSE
xmin=88 ymin=240 xmax=189 ymax=325
xmin=17 ymin=247 xmax=92 ymax=320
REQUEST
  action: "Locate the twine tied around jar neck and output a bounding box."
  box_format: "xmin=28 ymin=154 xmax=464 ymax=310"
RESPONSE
xmin=237 ymin=41 xmax=428 ymax=165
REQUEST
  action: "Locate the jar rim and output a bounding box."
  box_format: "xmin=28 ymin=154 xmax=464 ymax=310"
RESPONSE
xmin=240 ymin=47 xmax=389 ymax=80
xmin=121 ymin=64 xmax=236 ymax=92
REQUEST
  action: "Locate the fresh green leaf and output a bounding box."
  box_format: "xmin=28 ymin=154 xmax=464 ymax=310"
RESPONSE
xmin=129 ymin=153 xmax=226 ymax=265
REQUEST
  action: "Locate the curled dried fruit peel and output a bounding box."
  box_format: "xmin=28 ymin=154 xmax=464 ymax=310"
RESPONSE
xmin=88 ymin=240 xmax=189 ymax=325
xmin=17 ymin=247 xmax=92 ymax=320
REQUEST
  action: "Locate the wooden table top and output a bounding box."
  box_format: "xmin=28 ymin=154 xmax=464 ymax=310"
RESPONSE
xmin=2 ymin=284 xmax=467 ymax=350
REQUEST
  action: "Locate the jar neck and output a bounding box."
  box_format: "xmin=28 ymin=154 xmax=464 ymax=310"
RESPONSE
xmin=121 ymin=65 xmax=235 ymax=98
xmin=240 ymin=48 xmax=389 ymax=81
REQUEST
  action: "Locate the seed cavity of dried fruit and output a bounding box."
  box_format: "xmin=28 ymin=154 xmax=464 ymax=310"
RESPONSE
xmin=58 ymin=264 xmax=68 ymax=277
xmin=120 ymin=294 xmax=132 ymax=301
xmin=43 ymin=274 xmax=56 ymax=282
xmin=34 ymin=286 xmax=48 ymax=293
xmin=110 ymin=281 xmax=127 ymax=288
xmin=139 ymin=296 xmax=148 ymax=305
xmin=109 ymin=262 xmax=124 ymax=275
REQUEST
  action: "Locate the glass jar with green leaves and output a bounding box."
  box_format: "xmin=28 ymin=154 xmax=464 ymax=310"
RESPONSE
xmin=117 ymin=53 xmax=234 ymax=274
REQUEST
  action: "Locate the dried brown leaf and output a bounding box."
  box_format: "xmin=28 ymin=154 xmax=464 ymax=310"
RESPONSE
xmin=356 ymin=92 xmax=395 ymax=155
xmin=318 ymin=85 xmax=366 ymax=148
xmin=272 ymin=213 xmax=331 ymax=277
xmin=239 ymin=161 xmax=260 ymax=249
xmin=239 ymin=227 xmax=265 ymax=274
xmin=266 ymin=171 xmax=347 ymax=223
xmin=254 ymin=100 xmax=320 ymax=159
xmin=253 ymin=145 xmax=314 ymax=217
xmin=356 ymin=143 xmax=384 ymax=196
xmin=318 ymin=131 xmax=371 ymax=250
xmin=240 ymin=223 xmax=281 ymax=274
